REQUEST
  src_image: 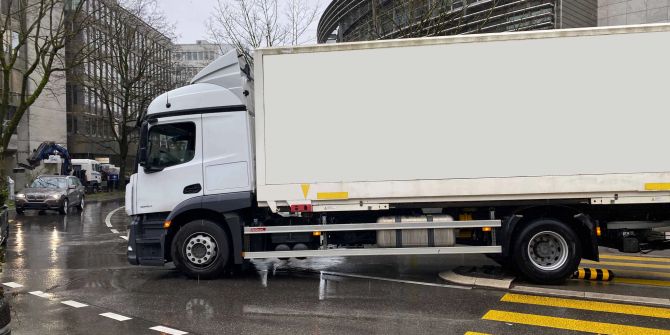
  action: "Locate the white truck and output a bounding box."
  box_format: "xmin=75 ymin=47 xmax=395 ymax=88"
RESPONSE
xmin=71 ymin=159 xmax=102 ymax=190
xmin=126 ymin=24 xmax=670 ymax=284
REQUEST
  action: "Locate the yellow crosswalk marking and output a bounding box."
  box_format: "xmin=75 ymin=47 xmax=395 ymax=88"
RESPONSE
xmin=614 ymin=277 xmax=670 ymax=288
xmin=600 ymin=254 xmax=670 ymax=263
xmin=501 ymin=293 xmax=670 ymax=319
xmin=582 ymin=260 xmax=670 ymax=270
xmin=483 ymin=310 xmax=670 ymax=335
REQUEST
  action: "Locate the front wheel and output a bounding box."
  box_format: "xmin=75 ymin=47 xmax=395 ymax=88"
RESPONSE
xmin=77 ymin=197 xmax=85 ymax=212
xmin=171 ymin=220 xmax=230 ymax=279
xmin=59 ymin=199 xmax=68 ymax=215
xmin=513 ymin=218 xmax=581 ymax=284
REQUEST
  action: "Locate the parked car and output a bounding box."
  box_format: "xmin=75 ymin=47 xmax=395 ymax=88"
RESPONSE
xmin=15 ymin=176 xmax=85 ymax=215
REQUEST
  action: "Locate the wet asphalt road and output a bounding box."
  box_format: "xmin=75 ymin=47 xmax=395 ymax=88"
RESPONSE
xmin=1 ymin=200 xmax=670 ymax=335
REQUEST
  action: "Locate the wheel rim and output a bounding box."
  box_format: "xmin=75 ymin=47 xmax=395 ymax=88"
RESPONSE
xmin=184 ymin=233 xmax=218 ymax=267
xmin=527 ymin=231 xmax=569 ymax=271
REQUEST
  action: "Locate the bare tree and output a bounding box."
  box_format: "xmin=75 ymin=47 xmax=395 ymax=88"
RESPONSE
xmin=0 ymin=0 xmax=92 ymax=160
xmin=70 ymin=0 xmax=174 ymax=185
xmin=207 ymin=0 xmax=321 ymax=67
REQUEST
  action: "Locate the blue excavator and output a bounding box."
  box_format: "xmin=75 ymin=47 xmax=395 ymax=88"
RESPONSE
xmin=21 ymin=142 xmax=72 ymax=176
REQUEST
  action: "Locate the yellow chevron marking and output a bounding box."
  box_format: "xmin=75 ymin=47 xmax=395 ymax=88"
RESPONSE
xmin=300 ymin=184 xmax=310 ymax=199
xmin=483 ymin=310 xmax=670 ymax=335
xmin=501 ymin=293 xmax=670 ymax=319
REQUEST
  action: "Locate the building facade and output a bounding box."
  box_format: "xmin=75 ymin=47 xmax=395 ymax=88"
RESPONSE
xmin=598 ymin=0 xmax=670 ymax=26
xmin=318 ymin=0 xmax=597 ymax=43
xmin=173 ymin=41 xmax=232 ymax=88
xmin=65 ymin=0 xmax=173 ymax=167
xmin=0 ymin=0 xmax=67 ymax=182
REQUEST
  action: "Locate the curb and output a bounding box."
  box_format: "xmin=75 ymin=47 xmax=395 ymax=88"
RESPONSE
xmin=438 ymin=270 xmax=515 ymax=289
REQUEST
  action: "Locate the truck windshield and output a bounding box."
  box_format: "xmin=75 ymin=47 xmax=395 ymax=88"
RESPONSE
xmin=31 ymin=177 xmax=67 ymax=189
xmin=147 ymin=122 xmax=196 ymax=169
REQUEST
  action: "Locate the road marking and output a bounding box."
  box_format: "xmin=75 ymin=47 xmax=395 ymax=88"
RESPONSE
xmin=105 ymin=206 xmax=125 ymax=228
xmin=582 ymin=260 xmax=670 ymax=270
xmin=614 ymin=277 xmax=670 ymax=288
xmin=110 ymin=229 xmax=119 ymax=234
xmin=482 ymin=310 xmax=670 ymax=335
xmin=28 ymin=291 xmax=52 ymax=299
xmin=61 ymin=300 xmax=88 ymax=308
xmin=600 ymin=254 xmax=670 ymax=263
xmin=2 ymin=282 xmax=22 ymax=288
xmin=149 ymin=326 xmax=188 ymax=335
xmin=120 ymin=236 xmax=128 ymax=241
xmin=501 ymin=293 xmax=670 ymax=319
xmin=100 ymin=312 xmax=131 ymax=321
xmin=464 ymin=332 xmax=490 ymax=335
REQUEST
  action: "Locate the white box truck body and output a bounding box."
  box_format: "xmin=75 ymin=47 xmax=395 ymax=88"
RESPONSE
xmin=125 ymin=24 xmax=670 ymax=284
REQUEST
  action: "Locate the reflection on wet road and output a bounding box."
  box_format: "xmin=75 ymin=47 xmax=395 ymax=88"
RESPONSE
xmin=1 ymin=201 xmax=669 ymax=334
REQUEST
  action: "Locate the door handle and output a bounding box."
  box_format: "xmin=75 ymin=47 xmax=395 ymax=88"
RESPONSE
xmin=183 ymin=184 xmax=202 ymax=194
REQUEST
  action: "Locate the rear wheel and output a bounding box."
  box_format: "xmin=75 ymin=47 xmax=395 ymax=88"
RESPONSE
xmin=171 ymin=220 xmax=230 ymax=279
xmin=513 ymin=218 xmax=581 ymax=284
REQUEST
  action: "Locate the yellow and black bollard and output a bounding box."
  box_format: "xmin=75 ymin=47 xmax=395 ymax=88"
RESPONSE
xmin=572 ymin=268 xmax=614 ymax=281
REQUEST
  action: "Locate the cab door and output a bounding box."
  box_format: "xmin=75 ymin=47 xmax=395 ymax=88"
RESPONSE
xmin=135 ymin=114 xmax=203 ymax=214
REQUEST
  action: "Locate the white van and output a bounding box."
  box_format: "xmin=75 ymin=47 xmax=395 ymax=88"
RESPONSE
xmin=71 ymin=159 xmax=102 ymax=189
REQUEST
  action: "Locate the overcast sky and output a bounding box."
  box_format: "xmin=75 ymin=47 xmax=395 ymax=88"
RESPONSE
xmin=160 ymin=0 xmax=218 ymax=43
xmin=159 ymin=0 xmax=324 ymax=44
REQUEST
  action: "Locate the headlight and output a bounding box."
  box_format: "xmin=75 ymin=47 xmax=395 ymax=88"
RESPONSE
xmin=15 ymin=193 xmax=25 ymax=199
xmin=50 ymin=194 xmax=62 ymax=199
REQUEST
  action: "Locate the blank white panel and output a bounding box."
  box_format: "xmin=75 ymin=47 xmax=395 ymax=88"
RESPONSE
xmin=205 ymin=162 xmax=250 ymax=192
xmin=260 ymin=30 xmax=670 ymax=185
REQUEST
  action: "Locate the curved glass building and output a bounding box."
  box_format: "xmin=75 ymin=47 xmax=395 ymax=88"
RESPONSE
xmin=318 ymin=0 xmax=597 ymax=43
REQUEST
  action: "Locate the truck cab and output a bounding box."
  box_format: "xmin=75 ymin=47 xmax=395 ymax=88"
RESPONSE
xmin=126 ymin=51 xmax=255 ymax=272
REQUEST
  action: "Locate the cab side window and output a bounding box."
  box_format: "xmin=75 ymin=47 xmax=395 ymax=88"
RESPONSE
xmin=147 ymin=122 xmax=196 ymax=169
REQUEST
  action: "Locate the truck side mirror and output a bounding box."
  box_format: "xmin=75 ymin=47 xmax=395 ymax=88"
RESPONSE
xmin=138 ymin=122 xmax=149 ymax=167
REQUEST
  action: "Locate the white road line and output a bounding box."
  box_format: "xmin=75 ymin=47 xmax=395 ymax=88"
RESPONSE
xmin=150 ymin=326 xmax=188 ymax=335
xmin=105 ymin=206 xmax=125 ymax=228
xmin=61 ymin=300 xmax=88 ymax=308
xmin=2 ymin=282 xmax=23 ymax=288
xmin=100 ymin=312 xmax=131 ymax=321
xmin=28 ymin=291 xmax=52 ymax=299
xmin=120 ymin=236 xmax=128 ymax=241
xmin=110 ymin=229 xmax=119 ymax=234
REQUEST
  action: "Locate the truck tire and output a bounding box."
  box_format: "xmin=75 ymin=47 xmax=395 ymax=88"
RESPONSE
xmin=171 ymin=220 xmax=230 ymax=279
xmin=512 ymin=218 xmax=581 ymax=284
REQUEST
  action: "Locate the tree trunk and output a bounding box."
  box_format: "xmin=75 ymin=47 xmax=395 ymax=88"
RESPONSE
xmin=119 ymin=141 xmax=128 ymax=187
